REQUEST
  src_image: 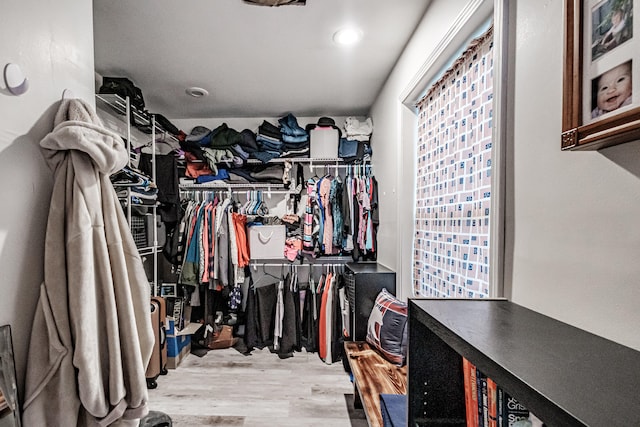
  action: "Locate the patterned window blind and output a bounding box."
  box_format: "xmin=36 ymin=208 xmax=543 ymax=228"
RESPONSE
xmin=413 ymin=26 xmax=494 ymax=299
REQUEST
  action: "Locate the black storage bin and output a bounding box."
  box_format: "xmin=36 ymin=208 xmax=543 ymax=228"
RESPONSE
xmin=345 ymin=262 xmax=396 ymax=341
xmin=131 ymin=213 xmax=166 ymax=249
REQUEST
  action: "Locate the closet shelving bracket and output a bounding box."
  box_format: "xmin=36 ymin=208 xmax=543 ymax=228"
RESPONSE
xmin=95 ymin=93 xmax=179 ymax=142
xmin=96 ymin=93 xmax=162 ymax=297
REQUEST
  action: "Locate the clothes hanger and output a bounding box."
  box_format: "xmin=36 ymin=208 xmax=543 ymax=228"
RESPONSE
xmin=231 ymin=191 xmax=241 ymax=212
xmin=252 ymin=191 xmax=260 ymax=215
xmin=292 ymin=265 xmax=299 ymax=292
xmin=248 ymin=190 xmax=255 ymax=215
xmin=310 ymin=163 xmax=320 ymax=180
xmin=251 ymin=190 xmax=257 ymax=215
xmin=249 ymin=263 xmax=281 ymax=288
xmin=317 ymin=266 xmax=327 ymax=293
xmin=323 ymin=164 xmax=331 ymax=179
xmin=241 ymin=190 xmax=252 ymax=214
xmin=335 ymin=164 xmax=342 ymax=183
xmin=309 ymin=266 xmax=315 ymax=294
xmin=286 ymin=265 xmax=293 ymax=292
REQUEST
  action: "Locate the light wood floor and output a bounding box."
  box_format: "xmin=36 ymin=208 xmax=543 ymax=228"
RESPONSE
xmin=147 ymin=345 xmax=368 ymax=427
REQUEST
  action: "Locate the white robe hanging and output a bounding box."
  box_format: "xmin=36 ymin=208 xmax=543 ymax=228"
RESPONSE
xmin=23 ymin=98 xmax=154 ymax=427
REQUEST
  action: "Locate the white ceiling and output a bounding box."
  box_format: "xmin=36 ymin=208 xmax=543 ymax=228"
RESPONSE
xmin=93 ymin=0 xmax=431 ymax=120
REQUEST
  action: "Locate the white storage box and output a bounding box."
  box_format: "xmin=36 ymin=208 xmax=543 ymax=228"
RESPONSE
xmin=248 ymin=225 xmax=286 ymax=260
xmin=309 ymin=127 xmax=340 ymax=158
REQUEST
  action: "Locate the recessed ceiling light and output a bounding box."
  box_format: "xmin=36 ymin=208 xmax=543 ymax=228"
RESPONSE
xmin=333 ymin=28 xmax=362 ymax=46
xmin=185 ymin=87 xmax=209 ymax=98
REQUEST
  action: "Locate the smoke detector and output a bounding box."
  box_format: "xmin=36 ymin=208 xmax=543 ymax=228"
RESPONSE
xmin=185 ymin=87 xmax=209 ymax=98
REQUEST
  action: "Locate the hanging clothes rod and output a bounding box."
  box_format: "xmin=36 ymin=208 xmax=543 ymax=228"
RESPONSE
xmin=179 ymin=188 xmax=293 ymax=195
xmin=308 ymin=164 xmax=352 ymax=169
xmin=308 ymin=161 xmax=373 ymax=175
xmin=249 ymin=260 xmax=349 ymax=268
xmin=179 ymin=183 xmax=286 ymax=189
xmin=246 ymin=157 xmax=345 ymax=164
xmin=179 ymin=185 xmax=292 ymax=198
xmin=251 ymin=262 xmax=306 ymax=268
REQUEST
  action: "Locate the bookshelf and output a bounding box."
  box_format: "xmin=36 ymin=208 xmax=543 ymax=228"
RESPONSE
xmin=408 ymin=299 xmax=640 ymax=426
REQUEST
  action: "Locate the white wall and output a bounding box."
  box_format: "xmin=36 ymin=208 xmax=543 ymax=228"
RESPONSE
xmin=372 ymin=0 xmax=640 ymax=351
xmin=370 ymin=0 xmax=493 ymax=300
xmin=0 ymin=0 xmax=96 ymax=395
xmin=509 ymin=0 xmax=640 ymax=351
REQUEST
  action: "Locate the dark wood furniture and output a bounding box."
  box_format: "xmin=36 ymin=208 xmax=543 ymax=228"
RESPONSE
xmin=344 ymin=341 xmax=407 ymax=427
xmin=344 ymin=262 xmax=396 ymax=341
xmin=408 ymin=299 xmax=640 ymax=426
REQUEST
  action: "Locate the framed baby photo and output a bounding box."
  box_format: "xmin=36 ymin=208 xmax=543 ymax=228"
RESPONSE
xmin=562 ymin=0 xmax=640 ymax=150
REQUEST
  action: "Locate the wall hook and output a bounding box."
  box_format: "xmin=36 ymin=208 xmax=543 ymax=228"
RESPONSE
xmin=62 ymin=89 xmax=75 ymax=100
xmin=4 ymin=63 xmax=29 ymax=96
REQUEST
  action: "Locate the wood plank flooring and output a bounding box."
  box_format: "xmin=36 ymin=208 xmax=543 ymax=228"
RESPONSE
xmin=147 ymin=345 xmax=368 ymax=426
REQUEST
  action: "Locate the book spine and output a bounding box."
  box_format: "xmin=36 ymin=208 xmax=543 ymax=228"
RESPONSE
xmin=480 ymin=373 xmax=489 ymax=427
xmin=487 ymin=378 xmax=498 ymax=427
xmin=463 ymin=358 xmax=479 ymax=426
xmin=504 ymin=392 xmax=529 ymax=427
xmin=497 ymin=387 xmax=505 ymax=427
xmin=476 ymin=368 xmax=484 ymax=426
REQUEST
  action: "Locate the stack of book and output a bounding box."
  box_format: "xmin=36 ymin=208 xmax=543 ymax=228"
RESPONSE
xmin=463 ymin=358 xmax=539 ymax=427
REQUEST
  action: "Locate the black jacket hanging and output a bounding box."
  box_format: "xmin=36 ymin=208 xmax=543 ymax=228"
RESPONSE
xmin=139 ymin=153 xmax=180 ymax=225
xmin=299 ymin=281 xmax=316 ymax=353
xmin=256 ymin=282 xmax=278 ymax=347
xmin=244 ymin=278 xmax=261 ymax=352
xmin=277 ymin=273 xmax=299 ymax=358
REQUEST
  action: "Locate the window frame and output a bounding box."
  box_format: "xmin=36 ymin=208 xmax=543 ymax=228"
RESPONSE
xmin=400 ymin=0 xmax=511 ymax=298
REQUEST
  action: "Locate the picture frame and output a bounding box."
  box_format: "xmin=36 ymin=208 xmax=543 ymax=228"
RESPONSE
xmin=562 ymin=0 xmax=640 ymax=150
xmin=161 ymin=283 xmax=177 ymax=298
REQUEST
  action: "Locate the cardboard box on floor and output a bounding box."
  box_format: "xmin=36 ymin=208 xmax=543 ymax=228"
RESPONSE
xmin=166 ymin=318 xmax=202 ymax=369
xmin=206 ymin=325 xmax=236 ymax=350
